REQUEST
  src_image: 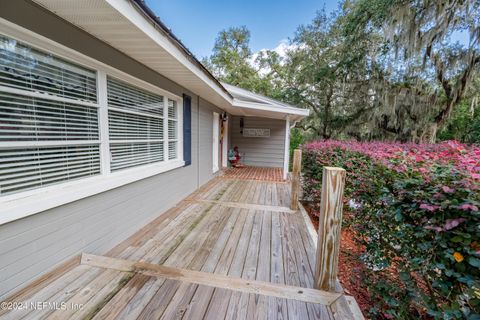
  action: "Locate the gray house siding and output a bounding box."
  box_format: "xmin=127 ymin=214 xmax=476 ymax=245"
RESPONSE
xmin=0 ymin=0 xmax=215 ymax=300
xmin=0 ymin=162 xmax=199 ymax=299
xmin=230 ymin=116 xmax=286 ymax=168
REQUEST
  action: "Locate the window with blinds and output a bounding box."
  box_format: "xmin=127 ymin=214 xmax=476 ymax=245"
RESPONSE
xmin=0 ymin=34 xmax=183 ymax=199
xmin=0 ymin=35 xmax=100 ymax=196
xmin=107 ymin=78 xmax=179 ymax=171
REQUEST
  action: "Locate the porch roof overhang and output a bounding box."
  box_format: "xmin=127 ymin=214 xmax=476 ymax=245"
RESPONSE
xmin=222 ymin=83 xmax=310 ymax=122
xmin=31 ymin=0 xmax=309 ymax=122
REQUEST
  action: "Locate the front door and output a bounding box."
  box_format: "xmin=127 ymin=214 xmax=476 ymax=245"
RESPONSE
xmin=212 ymin=112 xmax=219 ymax=173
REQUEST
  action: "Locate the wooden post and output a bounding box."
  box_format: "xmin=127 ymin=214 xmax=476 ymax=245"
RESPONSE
xmin=314 ymin=167 xmax=346 ymax=291
xmin=290 ymin=149 xmax=302 ymax=210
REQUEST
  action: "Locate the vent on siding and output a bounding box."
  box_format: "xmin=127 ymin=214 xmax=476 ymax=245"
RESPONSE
xmin=0 ymin=146 xmax=100 ymax=195
xmin=0 ymin=35 xmax=97 ymax=103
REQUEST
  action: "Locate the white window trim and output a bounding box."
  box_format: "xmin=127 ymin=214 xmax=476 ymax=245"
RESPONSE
xmin=106 ymin=75 xmax=182 ymax=170
xmin=98 ymin=70 xmax=111 ymax=175
xmin=165 ymin=99 xmax=183 ymax=162
xmin=0 ymin=19 xmax=185 ymax=225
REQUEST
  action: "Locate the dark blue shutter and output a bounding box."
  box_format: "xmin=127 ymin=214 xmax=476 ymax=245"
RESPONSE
xmin=183 ymin=94 xmax=192 ymax=166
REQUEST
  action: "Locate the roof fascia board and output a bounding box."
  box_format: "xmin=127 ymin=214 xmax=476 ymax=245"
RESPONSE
xmin=233 ymin=99 xmax=309 ymax=117
xmin=105 ymin=0 xmax=233 ymax=105
xmin=224 ymin=83 xmax=300 ymax=110
xmin=229 ymin=86 xmax=282 ymax=106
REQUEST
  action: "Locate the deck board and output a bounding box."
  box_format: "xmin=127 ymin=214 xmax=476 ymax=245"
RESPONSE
xmin=1 ymin=173 xmax=362 ymax=319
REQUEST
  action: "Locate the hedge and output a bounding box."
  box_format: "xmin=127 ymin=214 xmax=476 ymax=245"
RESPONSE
xmin=302 ymin=140 xmax=480 ymax=319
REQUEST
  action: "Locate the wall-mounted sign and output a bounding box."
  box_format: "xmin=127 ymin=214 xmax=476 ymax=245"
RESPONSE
xmin=243 ymin=128 xmax=270 ymax=137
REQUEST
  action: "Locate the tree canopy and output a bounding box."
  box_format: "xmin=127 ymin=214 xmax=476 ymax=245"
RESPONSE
xmin=346 ymin=0 xmax=480 ymax=141
xmin=203 ymin=0 xmax=480 ymax=143
xmin=202 ymin=26 xmax=275 ymax=96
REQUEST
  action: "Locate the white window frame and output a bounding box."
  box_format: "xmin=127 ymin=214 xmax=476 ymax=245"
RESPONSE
xmin=165 ymin=98 xmax=183 ymax=161
xmin=0 ymin=19 xmax=184 ymax=225
xmin=106 ymin=76 xmax=183 ymax=171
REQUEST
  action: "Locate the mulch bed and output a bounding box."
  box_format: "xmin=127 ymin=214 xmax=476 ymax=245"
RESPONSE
xmin=303 ymin=202 xmax=373 ymax=317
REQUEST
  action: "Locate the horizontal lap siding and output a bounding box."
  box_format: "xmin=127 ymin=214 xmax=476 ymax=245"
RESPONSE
xmin=0 ymin=0 xmax=212 ymax=300
xmin=230 ymin=116 xmax=286 ymax=168
xmin=0 ymin=163 xmax=198 ymax=299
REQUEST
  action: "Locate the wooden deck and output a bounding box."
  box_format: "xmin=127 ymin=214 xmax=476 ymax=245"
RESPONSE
xmin=0 ymin=177 xmax=362 ymax=319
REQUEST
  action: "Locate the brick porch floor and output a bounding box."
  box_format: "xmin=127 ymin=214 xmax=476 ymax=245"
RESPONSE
xmin=222 ymin=167 xmax=284 ymax=182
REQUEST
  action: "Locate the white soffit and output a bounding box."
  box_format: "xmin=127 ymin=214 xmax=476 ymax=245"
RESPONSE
xmin=31 ymin=0 xmax=309 ymax=121
xmin=32 ymin=0 xmax=233 ymax=109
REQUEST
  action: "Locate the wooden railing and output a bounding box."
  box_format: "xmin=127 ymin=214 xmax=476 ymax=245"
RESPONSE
xmin=290 ymin=149 xmax=346 ymax=292
xmin=290 ymin=149 xmax=302 ymax=210
xmin=314 ymin=166 xmax=346 ymax=291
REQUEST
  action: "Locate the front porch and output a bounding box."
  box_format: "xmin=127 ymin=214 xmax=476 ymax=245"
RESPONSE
xmin=0 ymin=173 xmax=362 ymax=319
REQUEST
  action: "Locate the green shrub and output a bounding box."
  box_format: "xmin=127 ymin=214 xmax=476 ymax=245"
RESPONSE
xmin=302 ymin=140 xmax=480 ymax=319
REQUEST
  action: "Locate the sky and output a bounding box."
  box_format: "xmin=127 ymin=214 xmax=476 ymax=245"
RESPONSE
xmin=144 ymin=0 xmax=339 ymax=60
xmin=145 ymin=0 xmax=471 ymax=61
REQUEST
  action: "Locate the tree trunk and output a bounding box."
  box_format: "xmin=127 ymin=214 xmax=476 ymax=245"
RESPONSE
xmin=419 ymin=123 xmax=437 ymax=143
xmin=322 ymin=87 xmax=334 ymax=140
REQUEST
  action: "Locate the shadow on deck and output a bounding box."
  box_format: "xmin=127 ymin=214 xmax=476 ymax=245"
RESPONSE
xmin=0 ymin=171 xmax=363 ymax=319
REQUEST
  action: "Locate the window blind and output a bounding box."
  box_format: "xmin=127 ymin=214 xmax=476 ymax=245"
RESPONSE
xmin=0 ymin=35 xmax=97 ymax=103
xmin=0 ymin=146 xmax=100 ymax=195
xmin=0 ymin=35 xmax=100 ymax=196
xmin=107 ymin=78 xmax=179 ymax=171
xmin=110 ymin=143 xmax=164 ymax=171
xmin=0 ymin=92 xmax=98 ymax=141
xmin=167 ymin=99 xmax=178 ymax=160
xmin=108 ymin=110 xmax=163 ymax=141
xmin=0 ymin=33 xmax=183 ymax=198
xmin=107 ymin=78 xmax=163 ymax=116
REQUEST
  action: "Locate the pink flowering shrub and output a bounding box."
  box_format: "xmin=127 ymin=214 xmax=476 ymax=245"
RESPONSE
xmin=302 ymin=140 xmax=480 ymax=319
